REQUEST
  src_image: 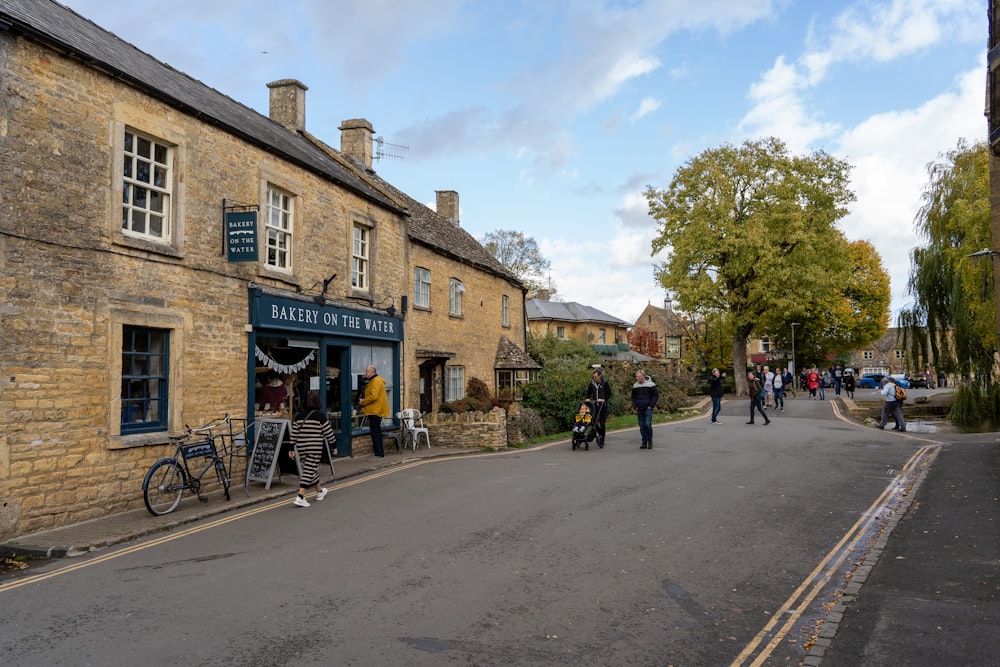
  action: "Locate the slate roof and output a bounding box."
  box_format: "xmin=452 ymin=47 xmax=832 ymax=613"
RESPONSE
xmin=362 ymin=176 xmax=523 ymax=285
xmin=1 ymin=0 xmax=401 ymax=214
xmin=495 ymin=335 xmax=541 ymax=370
xmin=526 ymin=300 xmax=631 ymax=327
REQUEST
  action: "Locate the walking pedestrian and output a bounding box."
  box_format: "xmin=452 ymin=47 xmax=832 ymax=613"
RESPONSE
xmin=763 ymin=365 xmax=775 ymax=409
xmin=807 ymin=368 xmax=820 ymax=399
xmin=708 ymin=368 xmax=725 ymax=424
xmin=585 ymin=369 xmax=612 ymax=447
xmin=746 ymin=372 xmax=771 ymax=425
xmin=773 ymin=367 xmax=785 ymax=411
xmin=289 ymin=392 xmax=335 ymax=508
xmin=358 ymin=364 xmax=389 ymax=458
xmin=844 ymin=370 xmax=856 ymax=399
xmin=877 ymin=376 xmax=906 ymax=431
xmin=783 ymin=367 xmax=797 ymax=399
xmin=631 ymin=370 xmax=659 ymax=449
xmin=833 ymin=363 xmax=844 ymax=397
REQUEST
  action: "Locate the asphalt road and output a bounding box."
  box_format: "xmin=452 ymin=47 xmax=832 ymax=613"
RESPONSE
xmin=0 ymin=397 xmax=961 ymax=666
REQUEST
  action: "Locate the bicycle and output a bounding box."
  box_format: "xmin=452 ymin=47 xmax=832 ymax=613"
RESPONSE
xmin=142 ymin=415 xmax=250 ymax=516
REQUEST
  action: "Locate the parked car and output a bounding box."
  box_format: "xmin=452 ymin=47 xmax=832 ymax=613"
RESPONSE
xmin=889 ymin=374 xmax=911 ymax=389
xmin=907 ymin=373 xmax=931 ymax=389
xmin=857 ymin=373 xmax=886 ymax=389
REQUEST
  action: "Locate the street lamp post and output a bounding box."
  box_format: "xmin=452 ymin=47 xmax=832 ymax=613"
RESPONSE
xmin=791 ymin=322 xmax=801 ymax=390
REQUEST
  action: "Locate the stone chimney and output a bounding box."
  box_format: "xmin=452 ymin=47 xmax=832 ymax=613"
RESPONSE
xmin=436 ymin=190 xmax=459 ymax=226
xmin=339 ymin=119 xmax=375 ymax=170
xmin=267 ymin=79 xmax=308 ymax=133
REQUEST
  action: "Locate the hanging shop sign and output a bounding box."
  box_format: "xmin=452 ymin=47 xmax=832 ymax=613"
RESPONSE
xmin=225 ymin=210 xmax=259 ymax=262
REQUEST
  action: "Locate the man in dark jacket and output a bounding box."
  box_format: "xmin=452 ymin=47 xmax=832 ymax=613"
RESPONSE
xmin=708 ymin=368 xmax=725 ymax=424
xmin=631 ymin=370 xmax=659 ymax=449
xmin=584 ymin=369 xmax=612 ymax=447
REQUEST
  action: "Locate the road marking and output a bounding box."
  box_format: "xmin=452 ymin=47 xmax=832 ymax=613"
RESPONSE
xmin=0 ymin=457 xmax=472 ymax=594
xmin=730 ymin=443 xmax=940 ymax=666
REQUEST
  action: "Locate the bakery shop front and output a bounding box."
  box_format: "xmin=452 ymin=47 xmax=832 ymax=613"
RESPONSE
xmin=248 ymin=286 xmax=402 ymax=457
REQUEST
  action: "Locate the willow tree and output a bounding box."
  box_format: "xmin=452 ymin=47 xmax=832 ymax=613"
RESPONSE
xmin=645 ymin=137 xmax=859 ymax=396
xmin=898 ymin=140 xmax=992 ymax=422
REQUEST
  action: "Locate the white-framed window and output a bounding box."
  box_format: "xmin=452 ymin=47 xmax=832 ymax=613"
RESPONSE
xmin=557 ymin=326 xmax=565 ymax=338
xmin=446 ymin=366 xmax=465 ymax=401
xmin=894 ymin=350 xmax=905 ymax=359
xmin=862 ymin=350 xmax=874 ymax=360
xmin=502 ymin=295 xmax=510 ymax=327
xmin=265 ymin=186 xmax=293 ymax=270
xmin=497 ymin=369 xmax=536 ymax=400
xmin=353 ymin=224 xmax=370 ymax=290
xmin=122 ymin=129 xmax=172 ymax=242
xmin=597 ymin=328 xmax=607 ymax=344
xmin=449 ymin=278 xmax=464 ymax=316
xmin=414 ymin=267 xmax=431 ymax=308
xmin=761 ymin=337 xmax=771 ymax=352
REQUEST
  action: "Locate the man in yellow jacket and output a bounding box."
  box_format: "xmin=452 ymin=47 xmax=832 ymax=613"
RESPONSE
xmin=359 ymin=364 xmax=389 ymax=458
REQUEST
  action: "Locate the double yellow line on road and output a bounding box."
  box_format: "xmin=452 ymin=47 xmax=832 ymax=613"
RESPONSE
xmin=731 ymin=437 xmax=940 ymax=666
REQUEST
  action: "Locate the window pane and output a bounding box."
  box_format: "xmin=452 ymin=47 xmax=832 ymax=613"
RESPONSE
xmin=121 ymin=326 xmax=169 ymax=433
xmin=122 ymin=129 xmax=172 ymax=242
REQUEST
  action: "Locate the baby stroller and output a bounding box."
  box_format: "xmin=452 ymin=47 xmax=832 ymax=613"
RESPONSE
xmin=571 ymin=400 xmax=598 ymax=451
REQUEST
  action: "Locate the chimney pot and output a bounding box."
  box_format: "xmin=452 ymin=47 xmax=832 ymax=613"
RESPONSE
xmin=339 ymin=119 xmax=375 ymax=170
xmin=436 ymin=190 xmax=459 ymax=225
xmin=267 ymin=79 xmax=308 ymax=132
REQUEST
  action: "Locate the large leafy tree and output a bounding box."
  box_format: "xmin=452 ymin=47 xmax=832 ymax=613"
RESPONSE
xmin=898 ymin=140 xmax=992 ymax=421
xmin=645 ymin=137 xmax=869 ymax=395
xmin=482 ymin=229 xmax=553 ymax=297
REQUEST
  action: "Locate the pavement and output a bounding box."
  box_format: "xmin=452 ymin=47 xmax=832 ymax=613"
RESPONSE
xmin=2 ymin=396 xmax=998 ymax=666
xmin=1 ymin=443 xmax=482 ymax=559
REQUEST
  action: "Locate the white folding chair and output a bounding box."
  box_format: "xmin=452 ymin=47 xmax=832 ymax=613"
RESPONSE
xmin=397 ymin=408 xmax=431 ymax=450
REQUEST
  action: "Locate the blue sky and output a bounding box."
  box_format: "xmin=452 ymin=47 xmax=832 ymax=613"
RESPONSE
xmin=62 ymin=0 xmax=985 ymax=324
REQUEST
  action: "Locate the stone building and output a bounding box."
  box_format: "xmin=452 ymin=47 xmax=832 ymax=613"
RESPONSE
xmin=526 ymin=298 xmax=630 ymax=347
xmin=0 ymin=0 xmax=534 ymax=539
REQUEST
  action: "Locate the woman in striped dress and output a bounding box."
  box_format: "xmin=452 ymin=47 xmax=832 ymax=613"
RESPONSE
xmin=289 ymin=392 xmax=336 ymax=507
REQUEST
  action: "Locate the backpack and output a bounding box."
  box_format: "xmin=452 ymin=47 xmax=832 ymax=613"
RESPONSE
xmin=894 ymin=384 xmax=907 ymax=402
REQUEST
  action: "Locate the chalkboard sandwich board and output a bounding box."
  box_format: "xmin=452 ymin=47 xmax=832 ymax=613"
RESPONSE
xmin=246 ymin=418 xmax=289 ymax=491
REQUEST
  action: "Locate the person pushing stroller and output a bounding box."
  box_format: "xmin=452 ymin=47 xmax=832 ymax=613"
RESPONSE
xmin=584 ymin=369 xmax=611 ymax=448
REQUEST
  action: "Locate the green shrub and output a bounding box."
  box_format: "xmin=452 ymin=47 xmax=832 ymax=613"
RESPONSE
xmin=522 ymin=355 xmax=595 ymax=431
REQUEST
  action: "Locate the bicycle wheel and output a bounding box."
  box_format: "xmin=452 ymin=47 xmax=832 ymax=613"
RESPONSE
xmin=214 ymin=458 xmax=230 ymax=501
xmin=143 ymin=459 xmax=186 ymax=516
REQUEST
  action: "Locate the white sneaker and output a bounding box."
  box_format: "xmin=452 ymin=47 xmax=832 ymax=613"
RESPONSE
xmin=293 ymin=496 xmax=310 ymax=508
xmin=714 ymin=420 xmax=722 ymax=424
xmin=315 ymin=488 xmax=328 ymax=501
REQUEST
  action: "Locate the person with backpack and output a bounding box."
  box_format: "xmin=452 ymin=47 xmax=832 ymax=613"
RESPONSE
xmin=745 ymin=372 xmax=771 ymax=426
xmin=877 ymin=375 xmax=906 ymax=431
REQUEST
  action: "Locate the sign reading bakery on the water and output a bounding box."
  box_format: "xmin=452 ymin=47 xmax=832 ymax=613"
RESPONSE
xmin=225 ymin=211 xmax=258 ymax=262
xmin=252 ymin=291 xmax=403 ymax=342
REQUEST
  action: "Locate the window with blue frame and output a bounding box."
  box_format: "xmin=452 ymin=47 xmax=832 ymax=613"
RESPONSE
xmin=121 ymin=326 xmax=169 ymax=433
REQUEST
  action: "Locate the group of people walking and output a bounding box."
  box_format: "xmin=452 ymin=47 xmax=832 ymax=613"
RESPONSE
xmin=287 ymin=360 xmax=908 ymax=506
xmin=579 ymin=368 xmax=661 ymax=450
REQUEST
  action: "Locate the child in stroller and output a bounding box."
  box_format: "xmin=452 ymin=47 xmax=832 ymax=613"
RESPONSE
xmin=572 ymin=401 xmax=595 ymax=450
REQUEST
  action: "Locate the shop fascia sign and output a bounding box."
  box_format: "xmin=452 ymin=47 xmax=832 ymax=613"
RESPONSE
xmin=253 ymin=291 xmax=402 ymax=342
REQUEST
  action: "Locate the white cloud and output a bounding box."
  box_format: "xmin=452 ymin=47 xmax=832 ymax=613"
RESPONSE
xmin=836 ymin=64 xmax=985 ymax=317
xmin=630 ymin=97 xmax=662 ymax=123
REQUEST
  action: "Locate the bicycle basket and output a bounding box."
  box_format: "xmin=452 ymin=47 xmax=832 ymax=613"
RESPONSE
xmin=181 ymin=440 xmax=217 ymax=460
